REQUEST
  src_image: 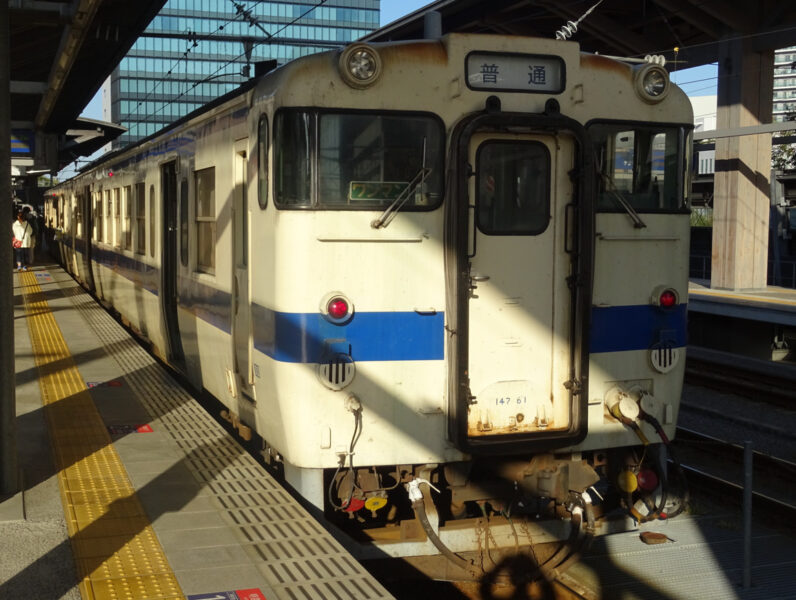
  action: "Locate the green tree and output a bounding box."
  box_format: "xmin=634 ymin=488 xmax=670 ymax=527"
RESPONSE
xmin=773 ymin=112 xmax=796 ymax=171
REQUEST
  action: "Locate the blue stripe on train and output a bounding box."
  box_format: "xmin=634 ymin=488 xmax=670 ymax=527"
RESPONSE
xmin=589 ymin=304 xmax=687 ymax=353
xmin=251 ymin=307 xmax=445 ymax=363
xmin=59 ymin=239 xmax=685 ymax=360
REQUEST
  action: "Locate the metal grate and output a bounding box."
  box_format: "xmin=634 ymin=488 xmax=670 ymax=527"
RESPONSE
xmin=20 ymin=270 xmax=184 ymax=600
xmin=650 ymin=345 xmax=680 ymax=374
xmin=57 ymin=270 xmax=393 ymax=599
xmin=318 ymin=355 xmax=355 ymax=390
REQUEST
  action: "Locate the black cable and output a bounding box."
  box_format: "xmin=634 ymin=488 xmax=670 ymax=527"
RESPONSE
xmin=641 ymin=412 xmax=690 ymax=518
xmin=638 ymin=411 xmax=690 ymax=519
xmin=412 ymin=495 xmax=481 ymax=577
xmin=547 ymin=494 xmax=595 ymax=578
xmin=326 ymin=406 xmax=362 ymax=511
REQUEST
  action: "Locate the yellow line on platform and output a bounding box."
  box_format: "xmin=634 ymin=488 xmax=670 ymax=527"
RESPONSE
xmin=689 ymin=288 xmax=796 ymax=307
xmin=19 ymin=271 xmax=185 ymax=600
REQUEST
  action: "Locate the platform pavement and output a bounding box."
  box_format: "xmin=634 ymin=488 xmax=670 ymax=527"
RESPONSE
xmin=1 ymin=262 xmax=393 ymax=600
xmin=1 ymin=265 xmax=81 ymax=598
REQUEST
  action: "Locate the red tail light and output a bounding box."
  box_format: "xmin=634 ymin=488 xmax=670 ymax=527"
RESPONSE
xmin=321 ymin=292 xmax=354 ymax=324
xmin=327 ymin=297 xmax=349 ymax=320
xmin=659 ymin=290 xmax=677 ymax=308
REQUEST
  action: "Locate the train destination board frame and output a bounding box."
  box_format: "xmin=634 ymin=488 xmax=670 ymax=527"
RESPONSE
xmin=466 ymin=52 xmax=565 ymax=93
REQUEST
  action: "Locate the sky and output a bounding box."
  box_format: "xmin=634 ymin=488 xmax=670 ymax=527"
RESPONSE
xmin=380 ymin=0 xmax=432 ymax=27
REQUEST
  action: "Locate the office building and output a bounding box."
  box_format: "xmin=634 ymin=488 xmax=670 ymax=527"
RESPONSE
xmin=774 ymin=46 xmax=796 ymax=122
xmin=107 ymin=0 xmax=379 ymax=148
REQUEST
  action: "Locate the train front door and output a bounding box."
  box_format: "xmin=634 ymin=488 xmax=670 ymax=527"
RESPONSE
xmin=161 ymin=160 xmax=185 ymax=366
xmin=462 ymin=132 xmax=575 ymax=446
xmin=231 ymin=139 xmax=255 ymax=400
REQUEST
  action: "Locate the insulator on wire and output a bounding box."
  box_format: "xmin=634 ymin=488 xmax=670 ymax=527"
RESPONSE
xmin=553 ymin=0 xmax=603 ymax=41
xmin=644 ymin=55 xmax=667 ymax=66
xmin=555 ymin=20 xmax=578 ymax=40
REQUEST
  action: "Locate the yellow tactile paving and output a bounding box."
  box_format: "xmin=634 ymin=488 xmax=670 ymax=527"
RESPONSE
xmin=689 ymin=286 xmax=796 ymax=307
xmin=18 ymin=271 xmax=185 ymax=600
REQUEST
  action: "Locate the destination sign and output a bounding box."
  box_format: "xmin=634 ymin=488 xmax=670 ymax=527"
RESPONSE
xmin=466 ymin=52 xmax=565 ymax=93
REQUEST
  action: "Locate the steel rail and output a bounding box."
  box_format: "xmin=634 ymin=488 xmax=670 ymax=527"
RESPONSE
xmin=685 ymin=345 xmax=796 ymax=406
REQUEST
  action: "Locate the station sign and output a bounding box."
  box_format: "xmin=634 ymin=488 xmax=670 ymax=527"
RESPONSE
xmin=11 ymin=130 xmax=33 ymax=157
xmin=188 ymin=590 xmax=267 ymax=600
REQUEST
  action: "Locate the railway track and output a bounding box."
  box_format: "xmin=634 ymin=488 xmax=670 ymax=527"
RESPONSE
xmin=672 ymin=426 xmax=796 ymax=521
xmin=685 ymin=345 xmax=796 ymax=405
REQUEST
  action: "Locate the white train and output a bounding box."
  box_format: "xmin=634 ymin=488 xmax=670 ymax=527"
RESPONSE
xmin=47 ymin=33 xmax=693 ymax=573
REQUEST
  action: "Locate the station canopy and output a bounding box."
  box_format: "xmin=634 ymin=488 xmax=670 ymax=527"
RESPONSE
xmin=9 ymin=0 xmax=796 ymax=176
xmin=10 ymin=0 xmax=166 ymax=174
xmin=365 ymin=0 xmax=796 ymax=70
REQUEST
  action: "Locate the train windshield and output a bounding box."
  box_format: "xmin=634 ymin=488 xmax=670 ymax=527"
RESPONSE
xmin=274 ymin=109 xmax=444 ymax=209
xmin=589 ymin=123 xmax=686 ymax=212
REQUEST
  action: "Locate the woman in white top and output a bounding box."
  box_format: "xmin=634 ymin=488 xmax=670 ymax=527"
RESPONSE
xmin=12 ymin=211 xmax=32 ymax=271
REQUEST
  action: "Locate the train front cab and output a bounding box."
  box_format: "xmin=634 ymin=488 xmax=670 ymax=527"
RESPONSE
xmin=440 ymin=58 xmax=691 ymax=461
xmin=436 ymin=54 xmax=691 ymax=539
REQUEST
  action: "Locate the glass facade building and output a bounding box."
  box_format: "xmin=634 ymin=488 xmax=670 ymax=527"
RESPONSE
xmin=774 ymin=47 xmax=796 ymax=122
xmin=109 ymin=0 xmax=380 ymax=148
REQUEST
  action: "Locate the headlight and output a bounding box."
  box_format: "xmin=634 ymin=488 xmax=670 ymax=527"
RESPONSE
xmin=634 ymin=64 xmax=670 ymax=103
xmin=339 ymin=43 xmax=382 ymax=89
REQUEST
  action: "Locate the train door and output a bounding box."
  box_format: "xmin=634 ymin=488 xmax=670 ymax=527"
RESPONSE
xmin=231 ymin=139 xmax=255 ymax=399
xmin=453 ymin=128 xmax=588 ymax=452
xmin=161 ymin=161 xmax=185 ymax=366
xmin=81 ymin=185 xmax=95 ymax=292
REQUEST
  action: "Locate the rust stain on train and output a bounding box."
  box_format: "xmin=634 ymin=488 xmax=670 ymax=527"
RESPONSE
xmin=467 ymin=421 xmax=559 ymax=437
xmin=378 ymin=40 xmax=448 ymax=65
xmin=580 ymin=53 xmax=631 ymax=79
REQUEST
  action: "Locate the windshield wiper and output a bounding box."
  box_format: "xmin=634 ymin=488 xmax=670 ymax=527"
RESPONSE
xmin=601 ymin=173 xmax=647 ymax=229
xmin=371 ymin=137 xmax=429 ymax=229
xmin=370 ymin=167 xmax=431 ymax=229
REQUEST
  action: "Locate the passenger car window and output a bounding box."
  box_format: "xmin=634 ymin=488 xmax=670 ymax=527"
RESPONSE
xmin=258 ymin=116 xmax=268 ymax=209
xmin=179 ymin=178 xmax=188 ymax=267
xmin=149 ymin=184 xmax=155 ymax=257
xmin=195 ymin=167 xmax=215 ymax=273
xmin=135 ymin=182 xmax=146 ymax=255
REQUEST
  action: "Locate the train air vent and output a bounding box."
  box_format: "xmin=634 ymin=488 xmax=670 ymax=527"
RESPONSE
xmin=650 ymin=344 xmax=680 ymax=374
xmin=318 ymin=354 xmax=356 ymax=391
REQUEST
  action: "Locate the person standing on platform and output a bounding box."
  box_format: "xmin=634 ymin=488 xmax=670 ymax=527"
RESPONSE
xmin=22 ymin=206 xmax=37 ymax=264
xmin=12 ymin=211 xmax=32 ymax=271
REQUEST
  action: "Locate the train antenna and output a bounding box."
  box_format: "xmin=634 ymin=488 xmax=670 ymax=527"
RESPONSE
xmin=555 ymin=0 xmax=604 ymax=41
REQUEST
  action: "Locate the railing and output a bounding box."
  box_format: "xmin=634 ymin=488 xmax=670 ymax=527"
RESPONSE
xmin=770 ymin=260 xmax=796 ymax=288
xmin=690 ymin=207 xmax=713 ymax=227
xmin=689 ymin=255 xmax=712 ymax=280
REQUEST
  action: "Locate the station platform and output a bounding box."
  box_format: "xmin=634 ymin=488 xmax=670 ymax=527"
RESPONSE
xmin=1 ymin=263 xmax=393 ymax=600
xmin=688 ymin=280 xmax=796 ymax=326
xmin=687 ymin=280 xmax=796 ymax=360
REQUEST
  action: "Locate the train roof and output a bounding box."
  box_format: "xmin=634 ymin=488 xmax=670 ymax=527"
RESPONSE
xmin=76 ymin=76 xmax=263 ymax=177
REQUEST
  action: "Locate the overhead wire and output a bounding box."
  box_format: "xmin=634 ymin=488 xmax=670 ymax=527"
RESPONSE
xmin=118 ymin=0 xmax=795 ymax=145
xmin=548 ymin=0 xmax=796 ymax=95
xmin=131 ymin=0 xmax=330 ymax=136
xmin=131 ymin=0 xmax=253 ymax=125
